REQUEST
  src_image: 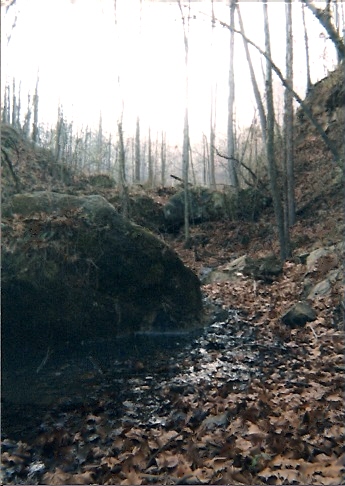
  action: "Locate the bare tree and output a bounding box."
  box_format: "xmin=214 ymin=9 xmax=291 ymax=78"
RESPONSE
xmin=55 ymin=104 xmax=63 ymax=163
xmin=177 ymin=0 xmax=191 ymax=241
xmin=134 ymin=116 xmax=141 ymax=182
xmin=236 ymin=5 xmax=266 ymax=147
xmin=97 ymin=113 xmax=103 ymax=172
xmin=208 ymin=0 xmax=217 ymax=189
xmin=32 ymin=74 xmax=39 ymax=145
xmin=210 ymin=13 xmax=340 ymax=163
xmin=301 ymin=2 xmax=312 ymax=93
xmin=161 ymin=131 xmax=166 ymax=186
xmin=2 ymin=84 xmax=10 ymax=124
xmin=302 ymin=0 xmax=345 ymax=63
xmin=23 ymin=93 xmax=31 ymax=138
xmin=263 ymin=1 xmax=290 ymax=261
xmin=284 ymin=0 xmax=295 ymax=228
xmin=227 ymin=0 xmax=238 ymax=188
xmin=147 ymin=127 xmax=153 ymax=187
xmin=118 ymin=120 xmax=129 ymax=218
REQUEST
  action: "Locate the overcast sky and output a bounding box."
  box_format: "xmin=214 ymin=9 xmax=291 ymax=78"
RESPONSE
xmin=1 ymin=0 xmax=339 ymax=145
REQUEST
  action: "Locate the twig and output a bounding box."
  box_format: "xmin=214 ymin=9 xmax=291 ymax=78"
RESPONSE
xmin=145 ymin=431 xmax=184 ymax=469
xmin=307 ymin=323 xmax=318 ymax=341
xmin=36 ymin=347 xmax=52 ymax=373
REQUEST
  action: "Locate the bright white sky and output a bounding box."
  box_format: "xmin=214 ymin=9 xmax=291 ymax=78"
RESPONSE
xmin=1 ymin=0 xmax=339 ymax=146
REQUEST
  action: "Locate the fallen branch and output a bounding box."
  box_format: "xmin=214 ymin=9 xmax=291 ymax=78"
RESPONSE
xmin=170 ymin=174 xmax=193 ymax=186
xmin=214 ymin=148 xmax=266 ymax=189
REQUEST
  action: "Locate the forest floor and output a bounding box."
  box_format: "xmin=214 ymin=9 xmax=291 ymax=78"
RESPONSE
xmin=1 ymin=127 xmax=345 ymax=484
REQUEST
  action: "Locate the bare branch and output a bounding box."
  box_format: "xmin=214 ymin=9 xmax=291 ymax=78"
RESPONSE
xmin=199 ymin=11 xmax=340 ymax=164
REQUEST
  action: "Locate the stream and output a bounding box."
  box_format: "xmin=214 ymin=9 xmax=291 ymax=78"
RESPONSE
xmin=2 ymin=307 xmax=288 ymax=446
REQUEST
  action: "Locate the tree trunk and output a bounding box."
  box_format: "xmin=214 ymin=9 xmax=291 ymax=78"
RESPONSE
xmin=227 ymin=0 xmax=238 ymax=188
xmin=263 ymin=1 xmax=289 ymax=261
xmin=177 ymin=0 xmax=191 ymax=242
xmin=135 ymin=116 xmax=141 ymax=182
xmin=118 ymin=121 xmax=129 ymax=218
xmin=284 ymin=0 xmax=295 ymax=228
xmin=23 ymin=93 xmax=31 ymax=138
xmin=32 ymin=75 xmax=39 ymax=145
xmin=148 ymin=127 xmax=153 ymax=187
xmin=11 ymin=78 xmax=17 ymax=128
xmin=303 ymin=0 xmax=345 ymax=63
xmin=97 ymin=113 xmax=103 ymax=172
xmin=55 ymin=105 xmax=63 ymax=163
xmin=236 ymin=5 xmax=267 ymax=147
xmin=161 ymin=131 xmax=166 ymax=186
xmin=2 ymin=84 xmax=10 ymax=124
xmin=301 ymin=3 xmax=312 ymax=93
xmin=213 ymin=14 xmax=339 ymax=163
xmin=209 ymin=0 xmax=217 ymax=189
xmin=202 ymin=134 xmax=207 ymax=186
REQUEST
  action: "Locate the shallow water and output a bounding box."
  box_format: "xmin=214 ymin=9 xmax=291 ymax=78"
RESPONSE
xmin=2 ymin=309 xmax=287 ymax=444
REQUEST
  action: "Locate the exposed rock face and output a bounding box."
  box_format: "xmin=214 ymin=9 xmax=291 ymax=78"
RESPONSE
xmin=2 ymin=192 xmax=203 ymax=352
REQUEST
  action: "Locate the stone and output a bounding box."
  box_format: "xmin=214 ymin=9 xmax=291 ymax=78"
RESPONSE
xmin=281 ymin=302 xmax=317 ymax=328
xmin=202 ymin=254 xmax=283 ymax=285
xmin=163 ymin=186 xmax=271 ymax=231
xmin=163 ymin=187 xmax=227 ymax=231
xmin=306 ymin=247 xmax=332 ymax=272
xmin=307 ymin=269 xmax=341 ymax=300
xmin=2 ymin=192 xmax=203 ymax=353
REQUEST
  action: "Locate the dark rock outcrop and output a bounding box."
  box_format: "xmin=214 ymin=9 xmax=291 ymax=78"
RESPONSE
xmin=163 ymin=187 xmax=271 ymax=231
xmin=2 ymin=192 xmax=203 ymax=352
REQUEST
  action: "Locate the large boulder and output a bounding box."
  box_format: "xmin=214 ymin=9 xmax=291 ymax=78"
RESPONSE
xmin=163 ymin=187 xmax=271 ymax=231
xmin=163 ymin=187 xmax=229 ymax=231
xmin=2 ymin=192 xmax=203 ymax=352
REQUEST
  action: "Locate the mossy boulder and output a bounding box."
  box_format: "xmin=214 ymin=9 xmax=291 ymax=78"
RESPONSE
xmin=109 ymin=193 xmax=165 ymax=233
xmin=2 ymin=192 xmax=203 ymax=352
xmin=163 ymin=187 xmax=271 ymax=230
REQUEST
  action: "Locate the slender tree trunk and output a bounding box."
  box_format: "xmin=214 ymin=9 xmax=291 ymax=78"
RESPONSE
xmin=118 ymin=121 xmax=129 ymax=218
xmin=107 ymin=134 xmax=112 ymax=173
xmin=212 ymin=14 xmax=339 ymax=162
xmin=97 ymin=113 xmax=103 ymax=172
xmin=182 ymin=107 xmax=190 ymax=240
xmin=11 ymin=78 xmax=17 ymax=127
xmin=23 ymin=93 xmax=31 ymax=138
xmin=202 ymin=134 xmax=207 ymax=186
xmin=301 ymin=3 xmax=312 ymax=93
xmin=135 ymin=116 xmax=141 ymax=182
xmin=236 ymin=5 xmax=267 ymax=146
xmin=32 ymin=75 xmax=39 ymax=145
xmin=227 ymin=0 xmax=238 ymax=188
xmin=161 ymin=131 xmax=166 ymax=186
xmin=177 ymin=0 xmax=191 ymax=241
xmin=16 ymin=81 xmax=21 ymax=129
xmin=148 ymin=127 xmax=153 ymax=187
xmin=2 ymin=84 xmax=10 ymax=124
xmin=284 ymin=0 xmax=295 ymax=228
xmin=263 ymin=1 xmax=289 ymax=261
xmin=209 ymin=1 xmax=217 ymax=189
xmin=55 ymin=105 xmax=63 ymax=163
